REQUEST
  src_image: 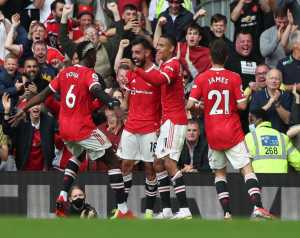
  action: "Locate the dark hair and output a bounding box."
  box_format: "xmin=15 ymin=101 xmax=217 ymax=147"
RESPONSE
xmin=51 ymin=0 xmax=65 ymax=11
xmin=160 ymin=34 xmax=177 ymax=48
xmin=123 ymin=4 xmax=138 ymax=12
xmin=211 ymin=13 xmax=227 ymax=25
xmin=185 ymin=22 xmax=203 ymax=36
xmin=210 ymin=39 xmax=228 ymax=65
xmin=236 ymin=29 xmax=252 ymax=39
xmin=249 ymin=108 xmax=269 ymax=122
xmin=68 ymin=185 xmax=85 ymax=198
xmin=131 ymin=36 xmax=155 ymax=52
xmin=76 ymin=41 xmax=95 ymax=61
xmin=274 ymin=6 xmax=288 ymax=18
xmin=188 ymin=119 xmax=200 ymax=126
xmin=24 ymin=57 xmax=38 ymax=64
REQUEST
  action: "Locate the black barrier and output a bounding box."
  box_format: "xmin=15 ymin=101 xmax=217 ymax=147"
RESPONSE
xmin=0 ymin=172 xmax=299 ymax=219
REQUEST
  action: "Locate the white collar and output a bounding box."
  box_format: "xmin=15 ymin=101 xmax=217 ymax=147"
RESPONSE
xmin=210 ymin=67 xmax=225 ymax=71
xmin=31 ymin=120 xmax=40 ymax=130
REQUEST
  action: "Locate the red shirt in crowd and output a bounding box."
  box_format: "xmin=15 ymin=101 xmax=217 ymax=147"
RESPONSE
xmin=125 ymin=64 xmax=161 ymax=134
xmin=24 ymin=129 xmax=44 ymax=171
xmin=135 ymin=57 xmax=187 ymax=125
xmin=118 ymin=0 xmax=144 ymax=15
xmin=178 ymin=42 xmax=212 ymax=77
xmin=49 ymin=64 xmax=100 ymax=141
xmin=189 ymin=68 xmax=246 ymax=150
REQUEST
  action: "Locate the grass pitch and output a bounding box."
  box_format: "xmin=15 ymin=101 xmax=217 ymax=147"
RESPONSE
xmin=0 ymin=218 xmax=298 ymax=238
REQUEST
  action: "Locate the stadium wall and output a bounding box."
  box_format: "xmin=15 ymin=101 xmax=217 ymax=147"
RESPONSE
xmin=0 ymin=172 xmax=300 ymax=220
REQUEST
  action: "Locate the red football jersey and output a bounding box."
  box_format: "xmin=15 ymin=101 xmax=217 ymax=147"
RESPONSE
xmin=160 ymin=57 xmax=187 ymax=125
xmin=189 ymin=68 xmax=246 ymax=150
xmin=49 ymin=64 xmax=100 ymax=141
xmin=125 ymin=65 xmax=161 ymax=133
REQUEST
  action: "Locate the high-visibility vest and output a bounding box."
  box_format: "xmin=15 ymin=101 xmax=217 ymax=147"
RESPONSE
xmin=245 ymin=121 xmax=300 ymax=173
xmin=155 ymin=0 xmax=193 ymax=18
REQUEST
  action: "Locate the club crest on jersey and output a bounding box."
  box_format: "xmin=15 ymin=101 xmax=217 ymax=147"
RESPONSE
xmin=92 ymin=73 xmax=99 ymax=82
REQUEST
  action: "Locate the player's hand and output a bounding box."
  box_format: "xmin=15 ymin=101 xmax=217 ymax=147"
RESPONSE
xmin=107 ymin=2 xmax=118 ymax=13
xmin=11 ymin=13 xmax=20 ymax=27
xmin=157 ymin=16 xmax=167 ymax=27
xmin=9 ymin=110 xmax=26 ymax=127
xmin=62 ymin=4 xmax=73 ymax=18
xmin=119 ymin=39 xmax=130 ymax=49
xmin=120 ymin=58 xmax=135 ymax=70
xmin=2 ymin=93 xmax=11 ymax=113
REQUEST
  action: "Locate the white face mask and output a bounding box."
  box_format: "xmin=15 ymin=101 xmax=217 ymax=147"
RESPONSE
xmin=249 ymin=123 xmax=256 ymax=132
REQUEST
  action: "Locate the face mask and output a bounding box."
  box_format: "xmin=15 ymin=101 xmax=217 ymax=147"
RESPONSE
xmin=249 ymin=123 xmax=256 ymax=132
xmin=71 ymin=198 xmax=85 ymax=210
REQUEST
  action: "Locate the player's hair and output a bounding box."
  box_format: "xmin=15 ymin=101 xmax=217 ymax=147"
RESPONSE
xmin=274 ymin=6 xmax=288 ymax=18
xmin=51 ymin=0 xmax=65 ymax=11
xmin=123 ymin=4 xmax=138 ymax=12
xmin=249 ymin=108 xmax=269 ymax=122
xmin=4 ymin=53 xmax=18 ymax=62
xmin=131 ymin=36 xmax=155 ymax=52
xmin=76 ymin=41 xmax=95 ymax=61
xmin=210 ymin=39 xmax=228 ymax=65
xmin=211 ymin=13 xmax=227 ymax=25
xmin=160 ymin=34 xmax=177 ymax=48
xmin=185 ymin=22 xmax=203 ymax=36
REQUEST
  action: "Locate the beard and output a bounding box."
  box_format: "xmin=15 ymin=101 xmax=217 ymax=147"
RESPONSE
xmin=133 ymin=58 xmax=146 ymax=68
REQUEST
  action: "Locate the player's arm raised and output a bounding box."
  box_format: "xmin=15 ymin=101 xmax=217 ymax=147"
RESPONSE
xmin=10 ymin=87 xmax=53 ymax=126
xmin=90 ymin=84 xmax=121 ymax=109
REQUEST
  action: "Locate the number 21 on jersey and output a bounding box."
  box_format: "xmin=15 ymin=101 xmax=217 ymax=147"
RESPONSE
xmin=208 ymin=89 xmax=229 ymax=115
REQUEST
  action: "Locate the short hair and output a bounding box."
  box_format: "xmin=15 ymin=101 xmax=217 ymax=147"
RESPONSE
xmin=76 ymin=41 xmax=95 ymax=61
xmin=265 ymin=68 xmax=283 ymax=82
xmin=131 ymin=36 xmax=155 ymax=52
xmin=24 ymin=57 xmax=38 ymax=64
xmin=185 ymin=22 xmax=203 ymax=36
xmin=118 ymin=63 xmax=130 ymax=71
xmin=4 ymin=53 xmax=18 ymax=61
xmin=289 ymin=30 xmax=300 ymax=47
xmin=249 ymin=108 xmax=269 ymax=122
xmin=50 ymin=0 xmax=65 ymax=11
xmin=236 ymin=30 xmax=252 ymax=40
xmin=123 ymin=4 xmax=138 ymax=12
xmin=32 ymin=22 xmax=46 ymax=31
xmin=274 ymin=6 xmax=288 ymax=18
xmin=188 ymin=119 xmax=200 ymax=126
xmin=160 ymin=34 xmax=177 ymax=48
xmin=68 ymin=185 xmax=85 ymax=198
xmin=210 ymin=39 xmax=228 ymax=65
xmin=32 ymin=40 xmax=47 ymax=49
xmin=211 ymin=13 xmax=227 ymax=25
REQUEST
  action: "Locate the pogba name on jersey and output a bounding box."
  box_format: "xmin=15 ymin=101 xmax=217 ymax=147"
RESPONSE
xmin=66 ymin=72 xmax=79 ymax=78
xmin=208 ymin=76 xmax=229 ymax=85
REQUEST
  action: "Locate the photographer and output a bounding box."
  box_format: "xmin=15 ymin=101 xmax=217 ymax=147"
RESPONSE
xmin=68 ymin=185 xmax=98 ymax=219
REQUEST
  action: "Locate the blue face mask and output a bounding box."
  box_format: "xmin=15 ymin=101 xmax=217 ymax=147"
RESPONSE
xmin=249 ymin=124 xmax=256 ymax=132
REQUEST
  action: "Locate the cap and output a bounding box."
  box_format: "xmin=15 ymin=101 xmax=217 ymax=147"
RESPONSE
xmin=78 ymin=5 xmax=94 ymax=18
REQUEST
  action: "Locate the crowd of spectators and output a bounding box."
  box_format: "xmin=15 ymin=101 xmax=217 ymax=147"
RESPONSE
xmin=0 ymin=0 xmax=300 ymax=174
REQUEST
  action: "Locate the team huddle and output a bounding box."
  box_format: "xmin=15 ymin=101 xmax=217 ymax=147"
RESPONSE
xmin=12 ymin=35 xmax=273 ymax=220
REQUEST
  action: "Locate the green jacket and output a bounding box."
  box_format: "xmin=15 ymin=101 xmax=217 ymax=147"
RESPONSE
xmin=245 ymin=121 xmax=300 ymax=173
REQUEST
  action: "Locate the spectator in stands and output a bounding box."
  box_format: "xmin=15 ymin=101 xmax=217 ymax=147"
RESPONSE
xmin=44 ymin=0 xmax=70 ymax=51
xmin=225 ymin=31 xmax=262 ymax=89
xmin=277 ymin=30 xmax=300 ymax=92
xmin=32 ymin=41 xmax=58 ymax=85
xmin=59 ymin=4 xmax=122 ymax=88
xmin=178 ymin=119 xmax=210 ymax=173
xmin=68 ymin=185 xmax=97 ymax=218
xmin=260 ymin=7 xmax=296 ymax=67
xmin=5 ymin=15 xmax=47 ymax=64
xmin=286 ymin=84 xmax=300 ymax=152
xmin=0 ymin=125 xmax=8 ymax=169
xmin=0 ymin=54 xmax=22 ymax=113
xmin=173 ymin=22 xmax=211 ymax=79
xmin=201 ymin=14 xmax=234 ymax=53
xmin=244 ymin=63 xmax=270 ymax=100
xmin=153 ymin=0 xmax=194 ymax=42
xmin=2 ymin=93 xmax=56 ymax=171
xmin=72 ymin=5 xmax=94 ymax=42
xmin=230 ymin=0 xmax=271 ymax=59
xmin=246 ymin=108 xmax=300 ymax=173
xmin=250 ymin=68 xmax=292 ymax=132
xmin=0 ymin=10 xmax=10 ymax=62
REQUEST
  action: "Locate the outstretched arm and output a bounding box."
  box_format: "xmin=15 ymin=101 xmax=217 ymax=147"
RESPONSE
xmin=90 ymin=84 xmax=120 ymax=108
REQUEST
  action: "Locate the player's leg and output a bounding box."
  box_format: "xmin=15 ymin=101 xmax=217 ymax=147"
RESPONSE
xmin=154 ymin=158 xmax=172 ymax=218
xmin=144 ymin=161 xmax=157 ymax=218
xmin=55 ymin=142 xmax=85 ymax=217
xmin=117 ymin=130 xmax=139 ymax=203
xmin=226 ymin=141 xmax=273 ymax=219
xmin=209 ymin=148 xmax=232 ymax=219
xmin=140 ymin=132 xmax=158 ymax=218
xmin=161 ymin=121 xmax=191 ymax=219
